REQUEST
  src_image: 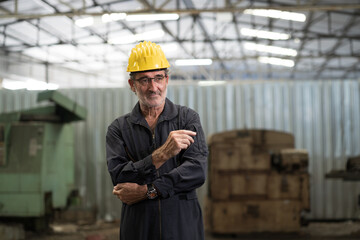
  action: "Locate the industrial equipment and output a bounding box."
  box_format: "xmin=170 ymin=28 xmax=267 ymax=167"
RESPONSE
xmin=0 ymin=90 xmax=86 ymax=229
xmin=326 ymin=156 xmax=360 ymax=181
xmin=325 ymin=156 xmax=360 ymax=211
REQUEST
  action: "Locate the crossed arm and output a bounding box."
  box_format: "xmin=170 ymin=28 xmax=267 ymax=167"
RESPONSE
xmin=112 ymin=130 xmax=197 ymax=205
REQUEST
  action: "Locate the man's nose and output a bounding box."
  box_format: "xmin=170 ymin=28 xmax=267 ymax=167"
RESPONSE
xmin=148 ymin=78 xmax=158 ymax=89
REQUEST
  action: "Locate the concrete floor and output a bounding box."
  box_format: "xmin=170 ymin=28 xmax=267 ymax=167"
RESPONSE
xmin=19 ymin=220 xmax=360 ymax=240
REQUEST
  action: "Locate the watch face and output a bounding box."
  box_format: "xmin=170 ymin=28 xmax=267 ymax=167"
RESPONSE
xmin=147 ymin=184 xmax=158 ymax=199
xmin=148 ymin=191 xmax=157 ymax=199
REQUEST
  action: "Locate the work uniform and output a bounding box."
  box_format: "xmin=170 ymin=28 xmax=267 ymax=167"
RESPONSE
xmin=106 ymin=98 xmax=208 ymax=240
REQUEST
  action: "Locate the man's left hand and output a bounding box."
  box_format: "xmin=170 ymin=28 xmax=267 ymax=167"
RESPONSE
xmin=113 ymin=183 xmax=147 ymax=205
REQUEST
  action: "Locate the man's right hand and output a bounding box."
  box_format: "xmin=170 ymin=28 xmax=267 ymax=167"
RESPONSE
xmin=152 ymin=130 xmax=196 ymax=169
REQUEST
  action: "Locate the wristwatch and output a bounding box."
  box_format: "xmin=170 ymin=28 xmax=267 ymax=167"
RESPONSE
xmin=147 ymin=183 xmax=158 ymax=199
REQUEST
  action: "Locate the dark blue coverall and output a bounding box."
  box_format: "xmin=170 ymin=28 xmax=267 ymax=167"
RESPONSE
xmin=106 ymin=98 xmax=208 ymax=240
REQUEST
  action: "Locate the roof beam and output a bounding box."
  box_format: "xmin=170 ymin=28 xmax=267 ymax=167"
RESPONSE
xmin=182 ymin=0 xmax=228 ymax=75
xmin=136 ymin=0 xmax=193 ymax=58
xmin=0 ymin=5 xmax=71 ymax=48
xmin=39 ymin=0 xmax=130 ymax=58
xmin=2 ymin=4 xmax=360 ymax=19
xmin=91 ymin=0 xmax=136 ymax=35
xmin=230 ymin=0 xmax=251 ymax=75
xmin=314 ymin=15 xmax=359 ymax=79
xmin=341 ymin=59 xmax=360 ymax=79
xmin=290 ymin=1 xmax=325 ymax=78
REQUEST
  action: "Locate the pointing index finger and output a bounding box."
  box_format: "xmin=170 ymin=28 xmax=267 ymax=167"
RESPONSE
xmin=179 ymin=130 xmax=197 ymax=136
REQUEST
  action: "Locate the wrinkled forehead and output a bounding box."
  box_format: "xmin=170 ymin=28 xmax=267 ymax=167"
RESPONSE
xmin=130 ymin=68 xmax=168 ymax=79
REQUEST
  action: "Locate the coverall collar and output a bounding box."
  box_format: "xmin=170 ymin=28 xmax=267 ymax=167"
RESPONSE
xmin=129 ymin=98 xmax=178 ymax=125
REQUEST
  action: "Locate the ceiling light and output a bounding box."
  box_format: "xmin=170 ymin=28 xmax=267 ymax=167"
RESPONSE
xmin=26 ymin=80 xmax=59 ymax=91
xmin=109 ymin=35 xmax=137 ymax=45
xmin=175 ymin=59 xmax=213 ymax=66
xmin=102 ymin=13 xmax=127 ymax=23
xmin=26 ymin=80 xmax=49 ymax=91
xmin=108 ymin=29 xmax=165 ymax=45
xmin=45 ymin=83 xmax=59 ymax=90
xmin=244 ymin=9 xmax=306 ymax=22
xmin=160 ymin=43 xmax=179 ymax=53
xmin=244 ymin=42 xmax=297 ymax=56
xmin=2 ymin=79 xmax=26 ymax=90
xmin=2 ymin=79 xmax=59 ymax=91
xmin=198 ymin=80 xmax=226 ymax=86
xmin=216 ymin=13 xmax=233 ymax=22
xmin=126 ymin=13 xmax=179 ymax=21
xmin=75 ymin=17 xmax=94 ymax=27
xmin=240 ymin=28 xmax=290 ymax=40
xmin=258 ymin=56 xmax=294 ymax=67
xmin=137 ymin=29 xmax=165 ymax=40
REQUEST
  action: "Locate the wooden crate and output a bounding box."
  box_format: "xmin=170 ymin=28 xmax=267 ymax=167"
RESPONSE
xmin=208 ymin=130 xmax=253 ymax=145
xmin=204 ymin=196 xmax=212 ymax=232
xmin=209 ymin=200 xmax=302 ymax=233
xmin=267 ymin=173 xmax=310 ymax=210
xmin=210 ymin=171 xmax=310 ymax=208
xmin=210 ymin=171 xmax=268 ymax=200
xmin=209 ymin=130 xmax=294 ymax=173
xmin=208 ymin=129 xmax=295 ymax=152
xmin=210 ymin=144 xmax=271 ymax=171
xmin=280 ymin=149 xmax=309 ymax=172
xmin=260 ymin=131 xmax=295 ymax=153
xmin=267 ymin=173 xmax=302 ymax=200
xmin=300 ymin=173 xmax=310 ymax=211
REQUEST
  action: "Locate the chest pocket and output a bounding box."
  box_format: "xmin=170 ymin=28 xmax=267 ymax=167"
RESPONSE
xmin=124 ymin=118 xmax=154 ymax=162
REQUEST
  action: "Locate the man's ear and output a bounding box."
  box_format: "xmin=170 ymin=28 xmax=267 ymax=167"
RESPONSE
xmin=128 ymin=79 xmax=136 ymax=92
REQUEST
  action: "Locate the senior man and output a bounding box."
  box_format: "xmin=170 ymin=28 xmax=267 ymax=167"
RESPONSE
xmin=106 ymin=41 xmax=208 ymax=240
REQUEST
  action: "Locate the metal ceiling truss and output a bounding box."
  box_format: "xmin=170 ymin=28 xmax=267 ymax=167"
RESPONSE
xmin=0 ymin=0 xmax=359 ymax=81
xmin=1 ymin=2 xmax=360 ymax=18
xmin=314 ymin=15 xmax=359 ymax=79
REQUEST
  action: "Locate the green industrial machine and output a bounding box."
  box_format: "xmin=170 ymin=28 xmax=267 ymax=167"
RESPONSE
xmin=0 ymin=90 xmax=86 ymax=228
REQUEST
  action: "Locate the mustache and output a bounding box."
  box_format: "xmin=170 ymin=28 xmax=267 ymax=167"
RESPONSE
xmin=147 ymin=90 xmax=161 ymax=95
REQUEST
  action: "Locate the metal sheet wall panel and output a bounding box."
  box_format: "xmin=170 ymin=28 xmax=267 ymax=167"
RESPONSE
xmin=1 ymin=80 xmax=359 ymax=220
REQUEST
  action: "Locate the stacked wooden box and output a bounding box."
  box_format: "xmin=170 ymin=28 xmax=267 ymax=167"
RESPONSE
xmin=206 ymin=129 xmax=309 ymax=234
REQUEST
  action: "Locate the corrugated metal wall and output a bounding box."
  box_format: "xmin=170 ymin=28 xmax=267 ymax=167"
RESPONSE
xmin=1 ymin=80 xmax=359 ymax=220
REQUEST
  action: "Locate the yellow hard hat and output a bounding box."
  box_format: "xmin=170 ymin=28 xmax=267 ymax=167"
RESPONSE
xmin=127 ymin=41 xmax=170 ymax=72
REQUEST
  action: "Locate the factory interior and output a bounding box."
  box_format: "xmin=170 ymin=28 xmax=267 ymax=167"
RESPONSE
xmin=0 ymin=0 xmax=360 ymax=239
